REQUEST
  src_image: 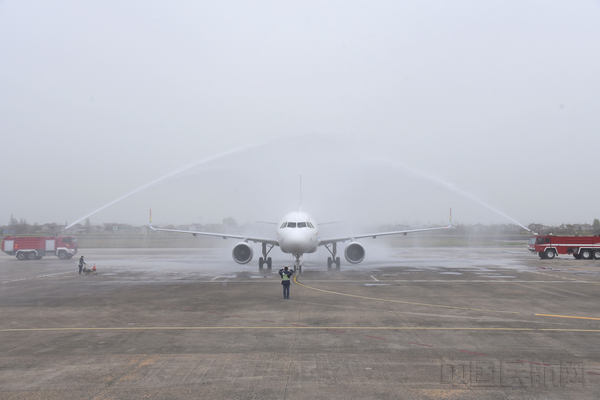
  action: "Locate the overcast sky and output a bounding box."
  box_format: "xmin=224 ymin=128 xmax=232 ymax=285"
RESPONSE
xmin=1 ymin=1 xmax=599 ymax=228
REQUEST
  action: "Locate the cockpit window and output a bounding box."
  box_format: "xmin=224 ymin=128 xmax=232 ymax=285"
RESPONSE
xmin=298 ymin=222 xmax=307 ymax=228
xmin=307 ymin=222 xmax=314 ymax=228
xmin=287 ymin=222 xmax=297 ymax=228
xmin=280 ymin=223 xmax=287 ymax=229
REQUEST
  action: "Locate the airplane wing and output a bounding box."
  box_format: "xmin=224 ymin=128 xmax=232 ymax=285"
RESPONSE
xmin=149 ymin=225 xmax=279 ymax=246
xmin=148 ymin=211 xmax=279 ymax=246
xmin=318 ymin=225 xmax=451 ymax=246
xmin=318 ymin=209 xmax=452 ymax=246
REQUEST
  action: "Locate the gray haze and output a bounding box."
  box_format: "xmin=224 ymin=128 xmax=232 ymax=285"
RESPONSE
xmin=1 ymin=1 xmax=599 ymax=228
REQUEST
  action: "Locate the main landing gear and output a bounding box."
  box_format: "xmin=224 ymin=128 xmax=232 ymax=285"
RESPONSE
xmin=259 ymin=243 xmax=273 ymax=269
xmin=325 ymin=243 xmax=340 ymax=268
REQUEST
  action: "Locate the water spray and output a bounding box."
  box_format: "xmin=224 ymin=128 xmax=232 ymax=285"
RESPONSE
xmin=60 ymin=143 xmax=261 ymax=233
xmin=371 ymin=158 xmax=532 ymax=232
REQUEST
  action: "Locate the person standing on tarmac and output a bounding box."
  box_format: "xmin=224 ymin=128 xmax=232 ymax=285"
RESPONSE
xmin=78 ymin=256 xmax=86 ymax=274
xmin=279 ymin=266 xmax=295 ymax=299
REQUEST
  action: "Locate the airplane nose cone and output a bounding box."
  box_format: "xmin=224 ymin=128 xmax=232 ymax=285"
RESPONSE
xmin=280 ymin=231 xmax=312 ymax=253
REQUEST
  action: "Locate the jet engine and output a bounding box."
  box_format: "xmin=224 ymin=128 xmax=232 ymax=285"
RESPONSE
xmin=344 ymin=242 xmax=365 ymax=264
xmin=232 ymin=242 xmax=253 ymax=264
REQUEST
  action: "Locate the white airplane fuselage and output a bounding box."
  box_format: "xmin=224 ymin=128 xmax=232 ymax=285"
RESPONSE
xmin=277 ymin=211 xmax=319 ymax=255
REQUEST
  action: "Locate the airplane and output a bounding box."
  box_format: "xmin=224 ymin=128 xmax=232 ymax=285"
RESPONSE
xmin=149 ymin=209 xmax=452 ymax=270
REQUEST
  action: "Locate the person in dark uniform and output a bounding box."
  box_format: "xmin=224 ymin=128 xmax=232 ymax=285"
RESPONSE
xmin=278 ymin=266 xmax=295 ymax=299
xmin=78 ymin=256 xmax=86 ymax=274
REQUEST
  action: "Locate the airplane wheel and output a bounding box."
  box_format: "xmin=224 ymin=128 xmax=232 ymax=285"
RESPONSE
xmin=267 ymin=258 xmax=272 ymax=268
xmin=259 ymin=257 xmax=264 ymax=268
xmin=335 ymin=257 xmax=340 ymax=268
xmin=327 ymin=257 xmax=332 ymax=268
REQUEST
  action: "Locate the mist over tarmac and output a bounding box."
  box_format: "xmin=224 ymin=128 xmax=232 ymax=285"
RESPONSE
xmin=1 ymin=2 xmax=599 ymax=227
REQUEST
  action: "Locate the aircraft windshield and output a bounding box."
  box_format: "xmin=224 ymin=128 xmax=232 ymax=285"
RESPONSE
xmin=298 ymin=222 xmax=307 ymax=228
xmin=287 ymin=222 xmax=297 ymax=228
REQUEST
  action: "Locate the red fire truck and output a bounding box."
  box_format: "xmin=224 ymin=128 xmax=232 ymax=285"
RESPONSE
xmin=528 ymin=235 xmax=600 ymax=260
xmin=1 ymin=236 xmax=78 ymax=260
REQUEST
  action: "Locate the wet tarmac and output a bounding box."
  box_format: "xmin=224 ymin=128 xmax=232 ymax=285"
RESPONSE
xmin=1 ymin=246 xmax=600 ymax=399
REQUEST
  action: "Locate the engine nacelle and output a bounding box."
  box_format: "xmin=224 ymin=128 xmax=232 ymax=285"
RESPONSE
xmin=344 ymin=242 xmax=365 ymax=264
xmin=232 ymin=242 xmax=253 ymax=264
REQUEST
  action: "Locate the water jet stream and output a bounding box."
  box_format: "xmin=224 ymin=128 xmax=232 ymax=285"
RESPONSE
xmin=371 ymin=158 xmax=531 ymax=232
xmin=61 ymin=143 xmax=261 ymax=232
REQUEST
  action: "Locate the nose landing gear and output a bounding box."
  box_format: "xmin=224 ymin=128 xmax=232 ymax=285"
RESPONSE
xmin=293 ymin=254 xmax=302 ymax=273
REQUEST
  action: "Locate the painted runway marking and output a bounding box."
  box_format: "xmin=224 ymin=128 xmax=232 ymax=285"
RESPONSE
xmin=294 ymin=280 xmax=583 ymax=283
xmin=293 ymin=276 xmax=519 ymax=314
xmin=409 ymin=342 xmax=433 ymax=347
xmin=1 ymin=270 xmax=73 ymax=284
xmin=535 ymin=313 xmax=600 ymax=321
xmin=459 ymin=350 xmax=487 ymax=356
xmin=3 ymin=326 xmax=600 ymax=333
xmin=528 ymin=270 xmax=600 ymax=285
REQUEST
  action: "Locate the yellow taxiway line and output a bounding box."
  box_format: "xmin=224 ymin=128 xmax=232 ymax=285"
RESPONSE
xmin=293 ymin=275 xmax=519 ymax=314
xmin=534 ymin=314 xmax=600 ymax=321
xmin=293 ymin=276 xmax=600 ymax=322
xmin=2 ymin=326 xmax=600 ymax=333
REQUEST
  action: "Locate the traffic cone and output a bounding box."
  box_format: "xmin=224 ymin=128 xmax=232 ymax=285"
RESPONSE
xmin=92 ymin=264 xmax=96 ymax=272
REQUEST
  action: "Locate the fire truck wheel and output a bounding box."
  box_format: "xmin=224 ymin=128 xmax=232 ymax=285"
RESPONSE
xmin=544 ymin=249 xmax=556 ymax=259
xmin=593 ymin=250 xmax=600 ymax=260
xmin=580 ymin=250 xmax=592 ymax=260
xmin=58 ymin=251 xmax=68 ymax=260
xmin=16 ymin=252 xmax=26 ymax=261
xmin=27 ymin=252 xmax=36 ymax=260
